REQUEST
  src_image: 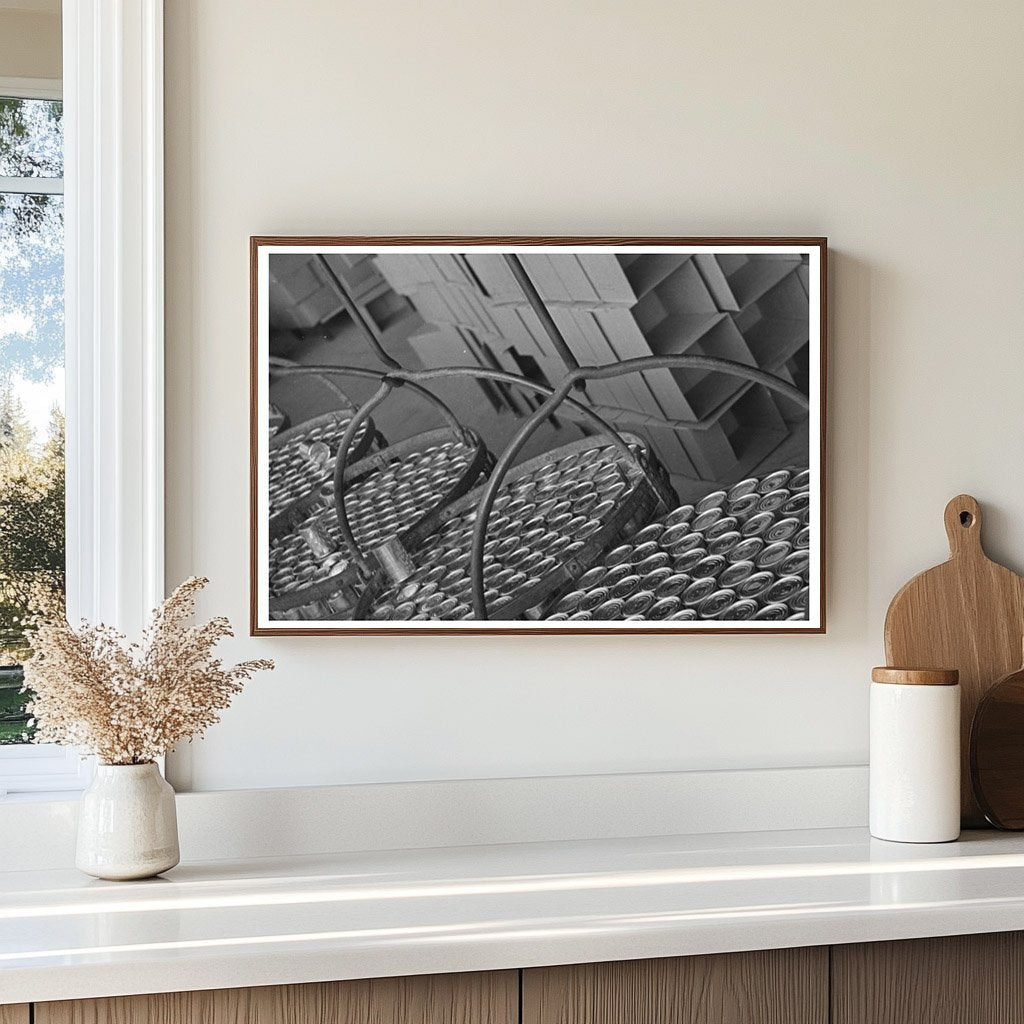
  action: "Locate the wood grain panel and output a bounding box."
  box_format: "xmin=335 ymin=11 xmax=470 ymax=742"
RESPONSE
xmin=0 ymin=1006 xmax=30 ymax=1024
xmin=832 ymin=933 xmax=1024 ymax=1024
xmin=522 ymin=948 xmax=828 ymax=1024
xmin=36 ymin=971 xmax=517 ymax=1024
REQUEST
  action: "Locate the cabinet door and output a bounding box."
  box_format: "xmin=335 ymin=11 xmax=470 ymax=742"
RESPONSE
xmin=0 ymin=1007 xmax=29 ymax=1024
xmin=832 ymin=932 xmax=1024 ymax=1024
xmin=35 ymin=971 xmax=518 ymax=1024
xmin=523 ymin=948 xmax=828 ymax=1024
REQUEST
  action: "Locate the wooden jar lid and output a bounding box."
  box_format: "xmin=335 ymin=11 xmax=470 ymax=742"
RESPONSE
xmin=871 ymin=667 xmax=960 ymax=686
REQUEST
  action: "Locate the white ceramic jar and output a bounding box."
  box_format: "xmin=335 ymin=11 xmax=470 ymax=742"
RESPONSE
xmin=870 ymin=667 xmax=961 ymax=843
xmin=76 ymin=762 xmax=180 ymax=880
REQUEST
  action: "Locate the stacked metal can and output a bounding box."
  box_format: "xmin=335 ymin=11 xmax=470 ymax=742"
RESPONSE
xmin=542 ymin=467 xmax=812 ymax=622
xmin=362 ymin=436 xmax=671 ymax=622
xmin=269 ymin=435 xmax=485 ymax=618
xmin=268 ymin=410 xmax=375 ymax=519
xmin=268 ymin=403 xmax=287 ymax=440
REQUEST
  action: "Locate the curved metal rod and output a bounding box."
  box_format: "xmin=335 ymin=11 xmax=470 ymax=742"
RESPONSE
xmin=268 ymin=359 xmax=353 ymax=406
xmin=277 ymin=356 xmax=809 ymax=436
xmin=276 ymin=363 xmax=634 ymax=452
xmin=331 ymin=380 xmax=395 ymax=571
xmin=329 ymin=385 xmax=632 ymax=576
xmin=577 ymin=355 xmax=809 ymax=409
xmin=284 ymin=366 xmax=642 ymax=590
xmin=315 ymin=373 xmax=570 ymax=568
xmin=275 ymin=365 xmax=635 ymax=577
xmin=268 ymin=364 xmax=468 ymax=440
xmin=383 ymin=356 xmax=809 ymax=411
xmin=468 ymin=379 xmax=638 ymax=620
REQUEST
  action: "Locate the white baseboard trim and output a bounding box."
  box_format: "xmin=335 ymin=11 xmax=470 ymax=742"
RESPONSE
xmin=0 ymin=765 xmax=867 ymax=872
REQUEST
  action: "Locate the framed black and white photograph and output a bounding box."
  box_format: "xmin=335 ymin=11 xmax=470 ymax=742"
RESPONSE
xmin=251 ymin=237 xmax=826 ymax=634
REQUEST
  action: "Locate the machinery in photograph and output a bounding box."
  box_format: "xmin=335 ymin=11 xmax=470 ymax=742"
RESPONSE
xmin=355 ymin=432 xmax=673 ymax=622
xmin=267 ymin=366 xmax=494 ymax=619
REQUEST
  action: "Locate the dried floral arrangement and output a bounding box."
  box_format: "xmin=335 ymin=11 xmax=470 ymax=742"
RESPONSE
xmin=23 ymin=577 xmax=273 ymax=765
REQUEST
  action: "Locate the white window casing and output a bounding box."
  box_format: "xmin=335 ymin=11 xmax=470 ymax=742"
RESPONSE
xmin=0 ymin=1 xmax=165 ymax=796
xmin=63 ymin=0 xmax=164 ymax=634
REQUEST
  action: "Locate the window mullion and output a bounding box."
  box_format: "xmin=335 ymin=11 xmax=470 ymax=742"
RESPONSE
xmin=0 ymin=175 xmax=64 ymax=195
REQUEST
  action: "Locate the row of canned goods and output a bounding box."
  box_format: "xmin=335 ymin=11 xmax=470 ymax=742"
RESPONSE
xmin=361 ymin=436 xmax=668 ymax=622
xmin=268 ymin=409 xmax=376 ymax=519
xmin=268 ymin=436 xmax=482 ymax=601
xmin=541 ymin=466 xmax=812 ymax=622
xmin=267 ymin=402 xmax=812 ymax=622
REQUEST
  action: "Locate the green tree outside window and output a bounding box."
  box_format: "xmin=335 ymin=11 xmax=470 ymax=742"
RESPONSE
xmin=0 ymin=95 xmax=65 ymax=743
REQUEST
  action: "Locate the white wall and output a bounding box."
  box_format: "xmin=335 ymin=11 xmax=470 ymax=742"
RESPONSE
xmin=163 ymin=1 xmax=1024 ymax=791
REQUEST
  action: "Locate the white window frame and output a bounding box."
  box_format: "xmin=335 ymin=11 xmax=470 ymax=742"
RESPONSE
xmin=0 ymin=0 xmax=164 ymax=797
xmin=0 ymin=75 xmax=82 ymax=795
xmin=0 ymin=77 xmax=64 ymax=195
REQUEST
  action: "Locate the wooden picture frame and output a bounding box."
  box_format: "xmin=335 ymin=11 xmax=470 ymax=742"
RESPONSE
xmin=251 ymin=237 xmax=826 ymax=635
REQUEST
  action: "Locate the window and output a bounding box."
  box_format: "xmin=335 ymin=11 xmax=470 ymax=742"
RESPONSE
xmin=0 ymin=5 xmax=166 ymax=799
xmin=0 ymin=90 xmax=65 ymax=736
xmin=0 ymin=81 xmax=80 ymax=795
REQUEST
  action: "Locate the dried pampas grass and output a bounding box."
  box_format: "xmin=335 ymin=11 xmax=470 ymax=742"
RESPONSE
xmin=23 ymin=577 xmax=273 ymax=765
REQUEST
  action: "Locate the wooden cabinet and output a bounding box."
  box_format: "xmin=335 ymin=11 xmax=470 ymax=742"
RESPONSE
xmin=522 ymin=948 xmax=828 ymax=1024
xmin=34 ymin=972 xmax=517 ymax=1024
xmin=832 ymin=932 xmax=1024 ymax=1024
xmin=15 ymin=933 xmax=1024 ymax=1024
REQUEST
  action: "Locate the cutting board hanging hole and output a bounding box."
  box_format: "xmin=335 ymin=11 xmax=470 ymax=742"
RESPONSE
xmin=944 ymin=494 xmax=983 ymax=556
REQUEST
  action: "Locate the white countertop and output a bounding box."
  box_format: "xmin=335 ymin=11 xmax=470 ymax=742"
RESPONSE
xmin=4 ymin=826 xmax=1024 ymax=1004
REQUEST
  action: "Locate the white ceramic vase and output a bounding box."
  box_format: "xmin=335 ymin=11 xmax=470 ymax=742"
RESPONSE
xmin=76 ymin=762 xmax=180 ymax=880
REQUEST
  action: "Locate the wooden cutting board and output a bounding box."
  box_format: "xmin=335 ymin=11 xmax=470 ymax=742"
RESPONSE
xmin=884 ymin=494 xmax=1024 ymax=826
xmin=970 ymin=650 xmax=1024 ymax=829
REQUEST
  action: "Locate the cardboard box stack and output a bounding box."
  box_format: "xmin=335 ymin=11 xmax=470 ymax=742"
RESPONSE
xmin=268 ymin=252 xmax=408 ymax=335
xmin=371 ymin=251 xmax=811 ymax=483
